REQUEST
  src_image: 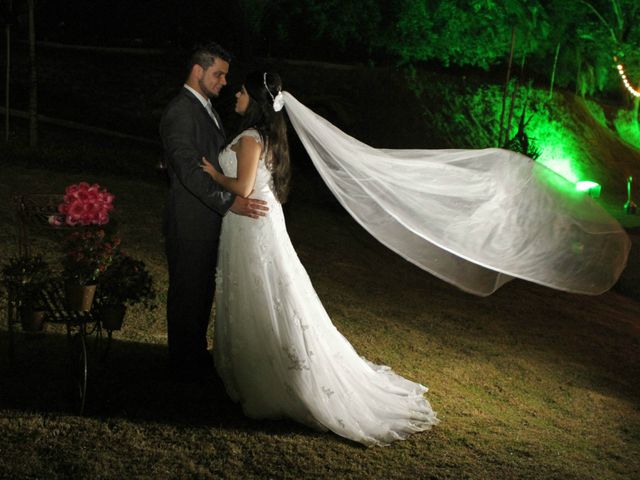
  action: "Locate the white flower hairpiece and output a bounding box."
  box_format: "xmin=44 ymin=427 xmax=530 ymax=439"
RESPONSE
xmin=272 ymin=92 xmax=284 ymax=112
xmin=264 ymin=72 xmax=284 ymax=112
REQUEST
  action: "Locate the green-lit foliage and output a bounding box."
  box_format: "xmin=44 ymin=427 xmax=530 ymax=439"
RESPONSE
xmin=405 ymin=70 xmax=594 ymax=183
xmin=584 ymin=99 xmax=608 ymax=128
xmin=388 ymin=0 xmax=549 ymax=69
xmin=385 ymin=0 xmax=638 ymax=97
xmin=502 ymin=109 xmax=542 ymax=162
xmin=551 ymin=0 xmax=640 ymax=96
xmin=526 ymin=96 xmax=587 ymax=183
xmin=203 ymin=0 xmax=640 ymax=102
xmin=614 ymin=109 xmax=640 ymax=149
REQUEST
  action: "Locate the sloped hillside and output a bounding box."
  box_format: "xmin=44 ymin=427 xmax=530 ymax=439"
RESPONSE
xmin=562 ymin=94 xmax=640 ymax=199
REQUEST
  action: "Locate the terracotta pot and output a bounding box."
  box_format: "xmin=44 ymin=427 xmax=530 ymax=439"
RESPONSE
xmin=19 ymin=306 xmax=47 ymax=332
xmin=65 ymin=282 xmax=97 ymax=311
xmin=99 ymin=304 xmax=126 ymax=331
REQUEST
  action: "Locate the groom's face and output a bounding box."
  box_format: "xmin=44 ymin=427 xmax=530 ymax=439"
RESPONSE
xmin=198 ymin=58 xmax=229 ymax=98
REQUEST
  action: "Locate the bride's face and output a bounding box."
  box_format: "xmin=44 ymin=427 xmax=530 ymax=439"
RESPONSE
xmin=235 ymin=87 xmax=250 ymax=115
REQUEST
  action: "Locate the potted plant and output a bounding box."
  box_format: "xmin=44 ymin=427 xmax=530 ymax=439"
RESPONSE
xmin=1 ymin=255 xmax=52 ymax=331
xmin=95 ymin=253 xmax=156 ymax=330
xmin=61 ymin=228 xmax=120 ymax=311
xmin=54 ymin=182 xmax=118 ymax=311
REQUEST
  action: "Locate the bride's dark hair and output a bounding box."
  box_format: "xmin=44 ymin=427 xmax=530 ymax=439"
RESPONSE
xmin=237 ymin=71 xmax=290 ymax=203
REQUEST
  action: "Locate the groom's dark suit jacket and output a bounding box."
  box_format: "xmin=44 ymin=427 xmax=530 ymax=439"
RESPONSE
xmin=159 ymin=87 xmax=234 ymax=372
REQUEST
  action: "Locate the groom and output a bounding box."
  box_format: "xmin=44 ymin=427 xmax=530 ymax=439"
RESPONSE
xmin=160 ymin=42 xmax=267 ymax=381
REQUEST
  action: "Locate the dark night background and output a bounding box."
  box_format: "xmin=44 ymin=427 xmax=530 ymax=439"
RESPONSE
xmin=3 ymin=1 xmax=640 ymax=155
xmin=1 ymin=2 xmax=640 ymax=479
xmin=2 ymin=0 xmax=640 ymax=194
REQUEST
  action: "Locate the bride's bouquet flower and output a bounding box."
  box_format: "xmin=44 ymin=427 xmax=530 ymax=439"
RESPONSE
xmin=53 ymin=182 xmax=115 ymax=226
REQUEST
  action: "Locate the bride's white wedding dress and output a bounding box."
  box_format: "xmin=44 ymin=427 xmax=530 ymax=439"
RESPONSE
xmin=214 ymin=129 xmax=439 ymax=446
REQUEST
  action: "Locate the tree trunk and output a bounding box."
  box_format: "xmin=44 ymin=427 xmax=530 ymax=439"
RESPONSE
xmin=549 ymin=42 xmax=561 ymax=100
xmin=499 ymin=27 xmax=516 ymax=147
xmin=4 ymin=0 xmax=12 ymax=142
xmin=575 ymin=49 xmax=582 ymax=96
xmin=27 ymin=0 xmax=37 ymax=147
xmin=506 ymin=53 xmax=527 ymax=144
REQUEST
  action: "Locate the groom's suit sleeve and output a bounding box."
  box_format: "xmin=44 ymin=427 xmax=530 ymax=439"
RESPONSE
xmin=160 ymin=97 xmax=234 ymax=215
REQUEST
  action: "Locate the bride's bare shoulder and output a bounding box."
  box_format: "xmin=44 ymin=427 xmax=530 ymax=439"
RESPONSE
xmin=239 ymin=128 xmax=263 ymax=144
xmin=231 ymin=129 xmax=263 ymax=154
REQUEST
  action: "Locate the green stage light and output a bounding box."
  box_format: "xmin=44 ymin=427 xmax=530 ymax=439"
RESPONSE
xmin=576 ymin=181 xmax=602 ymax=198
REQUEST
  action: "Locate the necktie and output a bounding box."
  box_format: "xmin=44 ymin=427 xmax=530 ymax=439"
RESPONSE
xmin=205 ymin=102 xmax=221 ymax=129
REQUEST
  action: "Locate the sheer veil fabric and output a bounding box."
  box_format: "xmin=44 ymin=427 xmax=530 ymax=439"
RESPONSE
xmin=282 ymin=92 xmax=631 ymax=296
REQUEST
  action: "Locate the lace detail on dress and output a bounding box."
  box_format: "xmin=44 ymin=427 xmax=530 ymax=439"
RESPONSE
xmin=284 ymin=347 xmax=310 ymax=371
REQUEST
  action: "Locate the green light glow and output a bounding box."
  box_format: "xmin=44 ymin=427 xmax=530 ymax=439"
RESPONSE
xmin=537 ymin=154 xmax=580 ymax=183
xmin=576 ymin=181 xmax=599 ymax=191
xmin=533 ymin=140 xmax=583 ymax=184
xmin=461 ymin=85 xmax=602 ymax=189
xmin=576 ymin=181 xmax=602 ymax=197
xmin=527 ymin=106 xmax=587 ymax=184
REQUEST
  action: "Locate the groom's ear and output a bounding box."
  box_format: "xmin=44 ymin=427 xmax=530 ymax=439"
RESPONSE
xmin=190 ymin=64 xmax=204 ymax=79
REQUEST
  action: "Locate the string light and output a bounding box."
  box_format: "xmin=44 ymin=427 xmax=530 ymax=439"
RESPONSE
xmin=616 ymin=64 xmax=640 ymax=98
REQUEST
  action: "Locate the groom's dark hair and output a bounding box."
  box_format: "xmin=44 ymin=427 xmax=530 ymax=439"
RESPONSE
xmin=188 ymin=42 xmax=232 ymax=71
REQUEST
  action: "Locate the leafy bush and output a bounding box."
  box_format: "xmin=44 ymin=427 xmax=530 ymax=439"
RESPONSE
xmin=96 ymin=253 xmax=156 ymax=309
xmin=614 ymin=110 xmax=640 ymax=150
xmin=1 ymin=255 xmax=52 ymax=306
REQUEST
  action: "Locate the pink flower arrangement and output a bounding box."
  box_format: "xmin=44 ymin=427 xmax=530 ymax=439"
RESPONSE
xmin=55 ymin=182 xmax=115 ymax=226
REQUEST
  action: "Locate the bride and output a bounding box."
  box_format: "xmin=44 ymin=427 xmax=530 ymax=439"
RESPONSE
xmin=202 ymin=71 xmax=439 ymax=446
xmin=203 ymin=70 xmax=629 ymax=445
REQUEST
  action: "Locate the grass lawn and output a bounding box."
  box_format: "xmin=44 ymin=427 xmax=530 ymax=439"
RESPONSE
xmin=1 ymin=160 xmax=639 ymax=480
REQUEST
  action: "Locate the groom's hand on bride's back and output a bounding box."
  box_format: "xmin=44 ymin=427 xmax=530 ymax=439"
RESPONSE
xmin=230 ymin=196 xmax=269 ymax=219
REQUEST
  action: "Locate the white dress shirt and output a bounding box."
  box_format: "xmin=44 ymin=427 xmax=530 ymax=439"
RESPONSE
xmin=183 ymin=84 xmax=220 ymax=129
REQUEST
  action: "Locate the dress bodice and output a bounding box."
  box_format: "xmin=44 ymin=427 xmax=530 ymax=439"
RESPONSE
xmin=219 ymin=129 xmax=276 ymax=203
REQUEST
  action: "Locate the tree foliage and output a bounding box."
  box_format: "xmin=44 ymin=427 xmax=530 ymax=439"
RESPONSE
xmin=387 ymin=0 xmax=548 ymax=69
xmin=23 ymin=0 xmax=640 ymax=96
xmin=238 ymin=0 xmax=385 ymax=60
xmin=236 ymin=0 xmax=638 ymax=96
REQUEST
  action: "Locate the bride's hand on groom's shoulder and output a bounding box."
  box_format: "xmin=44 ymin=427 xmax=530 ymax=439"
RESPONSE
xmin=230 ymin=196 xmax=269 ymax=219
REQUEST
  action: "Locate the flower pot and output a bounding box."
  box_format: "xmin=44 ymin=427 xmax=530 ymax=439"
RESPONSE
xmin=19 ymin=306 xmax=47 ymax=332
xmin=99 ymin=304 xmax=126 ymax=331
xmin=65 ymin=282 xmax=97 ymax=311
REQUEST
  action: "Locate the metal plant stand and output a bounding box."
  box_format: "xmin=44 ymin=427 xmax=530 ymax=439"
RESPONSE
xmin=4 ymin=194 xmax=115 ymax=415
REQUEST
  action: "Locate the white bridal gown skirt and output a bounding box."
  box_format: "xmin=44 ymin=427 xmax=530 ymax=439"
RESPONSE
xmin=213 ymin=194 xmax=438 ymax=446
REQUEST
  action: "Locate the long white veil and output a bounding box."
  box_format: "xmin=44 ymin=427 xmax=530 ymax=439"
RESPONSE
xmin=282 ymin=92 xmax=631 ymax=296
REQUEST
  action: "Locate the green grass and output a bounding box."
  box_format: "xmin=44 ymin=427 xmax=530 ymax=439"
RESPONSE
xmin=1 ymin=161 xmax=639 ymax=480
